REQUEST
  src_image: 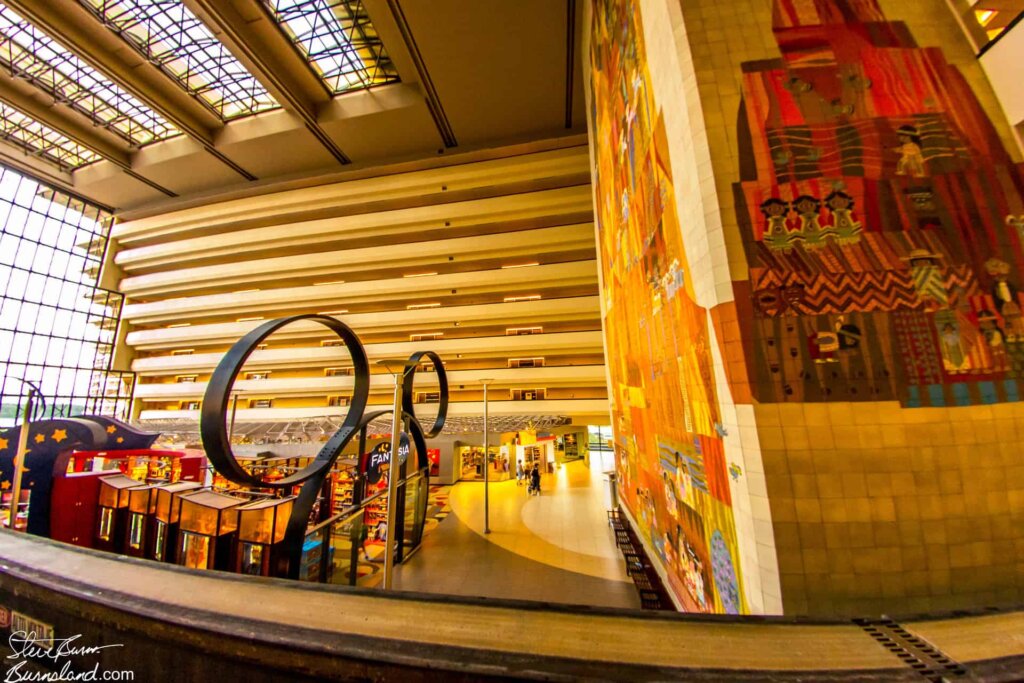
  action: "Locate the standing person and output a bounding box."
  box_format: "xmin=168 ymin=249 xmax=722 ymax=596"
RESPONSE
xmin=358 ymin=522 xmax=371 ymax=561
xmin=530 ymin=464 xmax=541 ymax=496
xmin=516 ymin=460 xmax=524 ymax=486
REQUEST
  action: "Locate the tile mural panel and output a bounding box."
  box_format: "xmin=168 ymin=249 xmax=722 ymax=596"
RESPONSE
xmin=590 ymin=0 xmax=746 ymax=613
xmin=734 ymin=0 xmax=1024 ymax=408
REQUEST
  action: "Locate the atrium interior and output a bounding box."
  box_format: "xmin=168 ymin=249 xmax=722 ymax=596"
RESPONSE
xmin=0 ymin=0 xmax=1023 ymax=680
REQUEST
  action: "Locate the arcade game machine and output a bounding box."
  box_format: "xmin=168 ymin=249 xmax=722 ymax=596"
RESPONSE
xmin=95 ymin=473 xmax=148 ymax=553
xmin=234 ymin=496 xmax=295 ymax=576
xmin=125 ymin=484 xmax=158 ymax=558
xmin=150 ymin=480 xmax=202 ymax=562
xmin=175 ymin=490 xmax=246 ymax=571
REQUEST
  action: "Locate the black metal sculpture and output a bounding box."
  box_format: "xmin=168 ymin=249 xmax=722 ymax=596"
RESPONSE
xmin=200 ymin=314 xmax=448 ymax=579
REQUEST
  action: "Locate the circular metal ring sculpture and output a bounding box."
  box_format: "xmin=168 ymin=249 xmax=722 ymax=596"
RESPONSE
xmin=200 ymin=314 xmax=448 ymax=578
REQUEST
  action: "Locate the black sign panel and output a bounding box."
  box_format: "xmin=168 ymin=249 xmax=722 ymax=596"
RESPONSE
xmin=364 ymin=433 xmax=410 ymax=485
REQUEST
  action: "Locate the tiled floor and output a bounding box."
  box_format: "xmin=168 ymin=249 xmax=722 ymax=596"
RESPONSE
xmin=394 ymin=459 xmax=641 ymax=609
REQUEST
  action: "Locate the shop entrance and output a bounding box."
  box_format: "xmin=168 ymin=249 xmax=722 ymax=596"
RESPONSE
xmin=458 ymin=446 xmax=508 ymax=481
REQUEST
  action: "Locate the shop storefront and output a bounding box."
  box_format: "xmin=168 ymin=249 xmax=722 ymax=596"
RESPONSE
xmin=458 ymin=445 xmax=507 ymax=481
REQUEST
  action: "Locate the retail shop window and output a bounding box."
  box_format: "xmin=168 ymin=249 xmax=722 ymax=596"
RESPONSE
xmin=175 ymin=375 xmax=197 ymax=383
xmin=324 ymin=367 xmax=353 ymax=377
xmin=416 ymin=392 xmax=441 ymax=404
xmin=249 ymin=399 xmax=273 ymax=409
xmin=511 ymin=388 xmax=546 ymax=401
xmin=321 ymin=339 xmax=345 ymax=348
xmin=508 ymin=357 xmax=544 ymax=368
xmin=171 ymin=349 xmax=194 ymax=356
xmin=181 ymin=401 xmax=201 ymax=410
xmin=506 ymin=326 xmax=542 ymax=336
xmin=949 ymin=0 xmax=1024 ymax=52
xmin=328 ymin=396 xmax=350 ymax=407
xmin=245 ymin=372 xmax=270 ymax=381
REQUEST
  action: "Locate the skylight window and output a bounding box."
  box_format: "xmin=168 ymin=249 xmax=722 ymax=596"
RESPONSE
xmin=263 ymin=0 xmax=399 ymax=93
xmin=0 ymin=6 xmax=179 ymax=147
xmin=0 ymin=102 xmax=100 ymax=170
xmin=76 ymin=0 xmax=279 ymax=119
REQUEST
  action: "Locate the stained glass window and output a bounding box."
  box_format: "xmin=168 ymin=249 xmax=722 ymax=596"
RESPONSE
xmin=0 ymin=5 xmax=179 ymax=147
xmin=262 ymin=0 xmax=399 ymax=93
xmin=949 ymin=0 xmax=1024 ymax=51
xmin=970 ymin=1 xmax=1023 ymax=44
xmin=76 ymin=0 xmax=279 ymax=119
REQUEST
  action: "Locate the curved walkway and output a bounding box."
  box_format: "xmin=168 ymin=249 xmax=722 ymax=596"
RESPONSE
xmin=395 ymin=460 xmax=639 ymax=608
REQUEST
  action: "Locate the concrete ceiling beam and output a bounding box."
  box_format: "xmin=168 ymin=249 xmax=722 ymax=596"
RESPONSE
xmin=184 ymin=0 xmax=352 ymax=165
xmin=4 ymin=0 xmax=256 ymax=180
xmin=0 ymin=72 xmax=180 ymax=196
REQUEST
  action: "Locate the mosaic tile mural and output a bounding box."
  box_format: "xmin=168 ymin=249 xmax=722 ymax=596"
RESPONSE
xmin=589 ymin=0 xmax=746 ymax=614
xmin=733 ymin=0 xmax=1024 ymax=408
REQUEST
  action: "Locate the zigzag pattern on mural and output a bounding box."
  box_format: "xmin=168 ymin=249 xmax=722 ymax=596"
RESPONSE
xmin=752 ymin=266 xmax=980 ymax=315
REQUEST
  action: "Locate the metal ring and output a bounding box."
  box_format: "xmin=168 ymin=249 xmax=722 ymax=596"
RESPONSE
xmin=400 ymin=350 xmax=449 ymax=440
xmin=200 ymin=314 xmax=369 ymax=488
xmin=200 ymin=315 xmax=447 ymax=578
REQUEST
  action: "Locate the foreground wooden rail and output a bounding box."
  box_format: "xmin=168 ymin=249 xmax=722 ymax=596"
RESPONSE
xmin=0 ymin=532 xmax=1020 ymax=681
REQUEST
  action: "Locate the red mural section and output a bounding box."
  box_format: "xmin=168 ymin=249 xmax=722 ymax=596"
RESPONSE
xmin=734 ymin=0 xmax=1024 ymax=407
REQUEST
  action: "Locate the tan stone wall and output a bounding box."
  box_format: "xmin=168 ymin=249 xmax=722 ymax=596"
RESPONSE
xmin=668 ymin=0 xmax=1024 ymax=616
xmin=757 ymin=400 xmax=1024 ymax=615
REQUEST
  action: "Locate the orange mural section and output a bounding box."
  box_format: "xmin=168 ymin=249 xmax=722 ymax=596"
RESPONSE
xmin=589 ymin=0 xmax=746 ymax=614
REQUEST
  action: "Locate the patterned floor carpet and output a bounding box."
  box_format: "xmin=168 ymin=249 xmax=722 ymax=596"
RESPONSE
xmin=351 ymin=484 xmax=452 ymax=588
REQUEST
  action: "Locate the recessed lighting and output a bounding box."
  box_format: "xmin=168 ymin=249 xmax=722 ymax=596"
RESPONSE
xmin=404 ymin=272 xmax=437 ymax=278
xmin=407 ymin=303 xmax=442 ymax=309
xmin=504 ymin=295 xmax=542 ymax=302
xmin=314 ymin=280 xmax=346 ymax=286
xmin=501 ymin=262 xmax=539 ymax=269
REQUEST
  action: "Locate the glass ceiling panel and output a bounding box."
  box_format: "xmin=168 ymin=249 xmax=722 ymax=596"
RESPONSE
xmin=0 ymin=102 xmax=101 ymax=170
xmin=0 ymin=5 xmax=179 ymax=147
xmin=76 ymin=0 xmax=280 ymax=120
xmin=263 ymin=0 xmax=399 ymax=93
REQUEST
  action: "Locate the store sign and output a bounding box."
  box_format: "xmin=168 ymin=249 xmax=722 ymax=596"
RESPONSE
xmin=365 ymin=434 xmax=410 ymax=485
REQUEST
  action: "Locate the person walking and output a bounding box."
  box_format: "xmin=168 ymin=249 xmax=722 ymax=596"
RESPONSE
xmin=358 ymin=523 xmax=371 ymax=561
xmin=530 ymin=464 xmax=541 ymax=496
xmin=516 ymin=460 xmax=525 ymax=486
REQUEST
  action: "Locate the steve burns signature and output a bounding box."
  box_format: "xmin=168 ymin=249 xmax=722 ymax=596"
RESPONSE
xmin=5 ymin=632 xmax=125 ymax=682
xmin=7 ymin=631 xmax=122 ymax=661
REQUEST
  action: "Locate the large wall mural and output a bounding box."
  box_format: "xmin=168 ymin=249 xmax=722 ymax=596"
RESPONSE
xmin=590 ymin=0 xmax=746 ymax=614
xmin=734 ymin=0 xmax=1024 ymax=408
